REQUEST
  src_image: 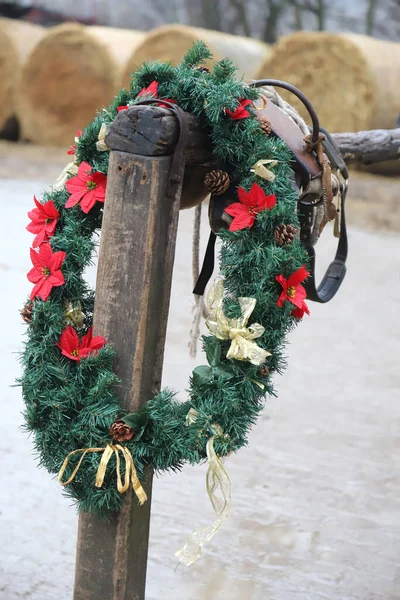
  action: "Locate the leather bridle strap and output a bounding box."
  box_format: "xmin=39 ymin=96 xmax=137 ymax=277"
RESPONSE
xmin=192 ymin=231 xmax=216 ymax=296
xmin=250 ymin=79 xmax=348 ymax=303
xmin=299 ymin=181 xmax=348 ymax=303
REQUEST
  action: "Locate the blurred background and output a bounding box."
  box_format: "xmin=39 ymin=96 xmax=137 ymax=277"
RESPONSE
xmin=0 ymin=1 xmax=399 ymax=600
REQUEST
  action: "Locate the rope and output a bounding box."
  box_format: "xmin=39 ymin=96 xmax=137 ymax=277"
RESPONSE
xmin=188 ymin=204 xmax=205 ymax=359
xmin=257 ymin=85 xmax=310 ymax=136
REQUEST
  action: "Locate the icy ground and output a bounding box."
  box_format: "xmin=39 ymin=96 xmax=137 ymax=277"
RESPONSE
xmin=0 ymin=174 xmax=399 ymax=600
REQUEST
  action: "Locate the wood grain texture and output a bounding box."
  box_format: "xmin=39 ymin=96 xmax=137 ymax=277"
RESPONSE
xmin=105 ymin=105 xmax=212 ymax=165
xmin=73 ymin=150 xmax=181 ymax=600
xmin=331 ymin=128 xmax=400 ymax=165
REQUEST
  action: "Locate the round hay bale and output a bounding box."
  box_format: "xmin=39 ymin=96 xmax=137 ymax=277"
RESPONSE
xmin=0 ymin=18 xmax=45 ymax=132
xmin=255 ymin=31 xmax=400 ymax=133
xmin=16 ymin=23 xmax=145 ymax=147
xmin=122 ymin=24 xmax=270 ymax=86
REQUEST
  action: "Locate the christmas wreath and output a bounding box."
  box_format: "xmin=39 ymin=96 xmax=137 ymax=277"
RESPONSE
xmin=19 ymin=42 xmax=337 ymax=564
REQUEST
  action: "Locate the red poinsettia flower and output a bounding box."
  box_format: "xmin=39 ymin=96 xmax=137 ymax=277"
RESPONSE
xmin=58 ymin=325 xmax=106 ymax=362
xmin=136 ymin=80 xmax=176 ymax=108
xmin=225 ymin=98 xmax=252 ymax=120
xmin=225 ymin=182 xmax=276 ymax=231
xmin=67 ymin=130 xmax=83 ymax=155
xmin=27 ymin=196 xmax=59 ymax=247
xmin=276 ymin=265 xmax=310 ymax=316
xmin=27 ymin=243 xmax=66 ymax=301
xmin=65 ymin=161 xmax=107 ymax=214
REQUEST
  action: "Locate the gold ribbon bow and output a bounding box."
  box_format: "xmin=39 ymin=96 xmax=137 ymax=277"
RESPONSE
xmin=175 ymin=423 xmax=231 ymax=566
xmin=251 ymin=159 xmax=278 ymax=182
xmin=52 ymin=161 xmax=79 ymax=192
xmin=58 ymin=444 xmax=147 ymax=505
xmin=96 ymin=122 xmax=110 ymax=152
xmin=205 ymin=280 xmax=271 ymax=366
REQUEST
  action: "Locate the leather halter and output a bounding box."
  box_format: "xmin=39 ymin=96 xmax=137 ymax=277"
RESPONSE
xmin=194 ymin=81 xmax=348 ymax=304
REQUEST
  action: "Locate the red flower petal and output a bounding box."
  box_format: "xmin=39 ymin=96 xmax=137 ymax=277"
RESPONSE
xmin=77 ymin=161 xmax=93 ymax=181
xmin=80 ymin=327 xmax=93 ymax=349
xmin=30 ymin=279 xmax=45 ymax=301
xmin=90 ymin=171 xmax=107 ymax=191
xmin=30 ymin=246 xmax=49 ymax=268
xmin=36 ymin=279 xmax=53 ymax=302
xmin=237 ymin=186 xmax=252 ymax=208
xmin=47 ymin=270 xmax=65 ymax=286
xmin=261 ymin=193 xmax=277 ymax=210
xmin=45 ymin=220 xmax=57 ymax=237
xmin=137 ymin=81 xmax=159 ymax=98
xmin=246 ymin=183 xmax=263 ymax=206
xmin=276 ymin=274 xmax=288 ymax=308
xmin=287 ymin=265 xmax=310 ymax=287
xmin=226 ymin=99 xmax=252 ymax=120
xmin=32 ymin=230 xmax=47 ymax=248
xmin=89 ymin=336 xmax=106 ymax=350
xmin=228 ymin=212 xmax=255 ymax=232
xmin=48 ymin=250 xmax=66 ymax=272
xmin=288 ymin=284 xmax=307 ymax=309
xmin=225 ymin=202 xmax=245 ymax=217
xmin=26 ymin=214 xmax=44 ymax=229
xmin=65 ymin=192 xmax=85 ymax=209
xmin=27 ymin=266 xmax=43 ymax=284
xmin=79 ymin=191 xmax=98 ymax=214
xmin=58 ymin=326 xmax=80 ymax=356
xmin=42 ymin=200 xmax=59 ymax=219
xmin=33 ymin=195 xmax=43 ymax=211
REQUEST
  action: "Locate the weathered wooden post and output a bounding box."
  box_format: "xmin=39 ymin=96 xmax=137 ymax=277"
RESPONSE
xmin=72 ymin=105 xmax=199 ymax=600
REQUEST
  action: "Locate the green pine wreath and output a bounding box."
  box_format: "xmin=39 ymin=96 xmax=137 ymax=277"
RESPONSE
xmin=20 ymin=42 xmax=311 ymax=517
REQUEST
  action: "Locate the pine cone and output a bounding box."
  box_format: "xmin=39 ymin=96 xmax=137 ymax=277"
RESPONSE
xmin=258 ymin=365 xmax=270 ymax=378
xmin=258 ymin=116 xmax=272 ymax=135
xmin=197 ymin=66 xmax=210 ymax=73
xmin=204 ymin=170 xmax=230 ymax=196
xmin=109 ymin=420 xmax=134 ymax=442
xmin=20 ymin=301 xmax=33 ymax=324
xmin=274 ymin=224 xmax=297 ymax=246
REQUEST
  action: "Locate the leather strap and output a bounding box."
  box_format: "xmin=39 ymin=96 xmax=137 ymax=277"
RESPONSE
xmin=300 ymin=180 xmax=348 ymax=303
xmin=192 ymin=231 xmax=217 ymax=295
xmin=252 ymin=94 xmax=320 ymax=187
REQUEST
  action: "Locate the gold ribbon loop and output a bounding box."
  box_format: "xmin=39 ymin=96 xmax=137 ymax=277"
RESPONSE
xmin=251 ymin=159 xmax=278 ymax=182
xmin=58 ymin=443 xmax=147 ymax=505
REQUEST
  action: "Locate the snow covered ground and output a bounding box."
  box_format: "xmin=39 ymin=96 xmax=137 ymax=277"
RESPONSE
xmin=1 ymin=166 xmax=399 ymax=600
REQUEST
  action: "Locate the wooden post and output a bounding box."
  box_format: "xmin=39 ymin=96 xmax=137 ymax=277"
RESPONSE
xmin=73 ymin=110 xmax=185 ymax=600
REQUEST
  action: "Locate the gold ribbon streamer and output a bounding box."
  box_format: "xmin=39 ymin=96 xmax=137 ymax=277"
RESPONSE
xmin=175 ymin=429 xmax=231 ymax=566
xmin=58 ymin=444 xmax=147 ymax=505
xmin=205 ymin=280 xmax=271 ymax=366
xmin=251 ymin=159 xmax=278 ymax=182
